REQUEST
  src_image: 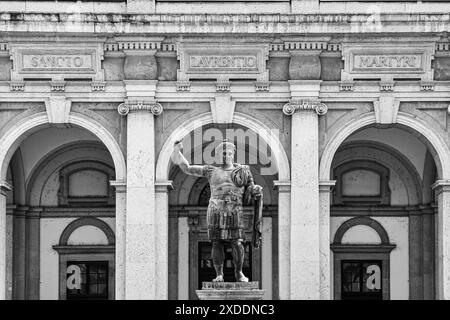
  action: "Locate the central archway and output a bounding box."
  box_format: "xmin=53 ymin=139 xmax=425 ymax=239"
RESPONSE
xmin=156 ymin=112 xmax=290 ymax=181
xmin=155 ymin=111 xmax=290 ymax=300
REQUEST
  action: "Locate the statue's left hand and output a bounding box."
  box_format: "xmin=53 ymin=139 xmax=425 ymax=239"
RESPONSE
xmin=253 ymin=185 xmax=262 ymax=196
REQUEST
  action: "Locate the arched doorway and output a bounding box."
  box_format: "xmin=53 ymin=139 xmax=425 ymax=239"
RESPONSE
xmin=0 ymin=113 xmax=126 ymax=300
xmin=156 ymin=112 xmax=290 ymax=300
xmin=320 ymin=112 xmax=450 ymax=300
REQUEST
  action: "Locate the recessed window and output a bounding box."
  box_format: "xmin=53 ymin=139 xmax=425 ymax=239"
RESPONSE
xmin=58 ymin=161 xmax=115 ymax=206
xmin=333 ymin=161 xmax=390 ymax=205
xmin=68 ymin=170 xmax=109 ymax=197
xmin=341 ymin=261 xmax=382 ymax=300
xmin=342 ymin=169 xmax=381 ymax=196
xmin=66 ymin=261 xmax=108 ymax=300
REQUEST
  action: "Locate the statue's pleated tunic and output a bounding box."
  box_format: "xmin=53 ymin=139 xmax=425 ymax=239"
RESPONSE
xmin=202 ymin=164 xmax=254 ymax=240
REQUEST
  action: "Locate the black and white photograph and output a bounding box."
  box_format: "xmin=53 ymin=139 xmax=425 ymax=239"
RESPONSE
xmin=0 ymin=0 xmax=449 ymax=315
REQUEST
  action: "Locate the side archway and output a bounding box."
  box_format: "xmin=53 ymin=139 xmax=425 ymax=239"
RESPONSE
xmin=320 ymin=112 xmax=450 ymax=181
xmin=0 ymin=112 xmax=126 ymax=182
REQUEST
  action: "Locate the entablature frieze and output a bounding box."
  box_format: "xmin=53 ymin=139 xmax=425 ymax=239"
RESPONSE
xmin=2 ymin=13 xmax=449 ymax=35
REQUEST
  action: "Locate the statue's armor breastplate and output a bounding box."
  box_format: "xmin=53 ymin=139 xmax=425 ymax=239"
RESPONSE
xmin=206 ymin=166 xmax=245 ymax=240
xmin=209 ymin=167 xmax=244 ymax=202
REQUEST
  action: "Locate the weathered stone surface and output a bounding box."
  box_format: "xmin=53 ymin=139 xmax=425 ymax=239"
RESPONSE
xmin=434 ymin=57 xmax=450 ymax=80
xmin=289 ymin=55 xmax=321 ymax=80
xmin=103 ymin=57 xmax=125 ymax=81
xmin=196 ymin=282 xmax=265 ymax=300
xmin=0 ymin=58 xmax=12 ymax=81
xmin=157 ymin=56 xmax=177 ymax=81
xmin=202 ymin=281 xmax=259 ymax=290
xmin=124 ymin=55 xmax=157 ymax=80
xmin=268 ymin=57 xmax=289 ymax=81
xmin=320 ymin=57 xmax=341 ymax=81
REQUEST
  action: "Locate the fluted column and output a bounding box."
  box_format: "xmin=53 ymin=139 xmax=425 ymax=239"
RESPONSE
xmin=118 ymin=94 xmax=163 ymax=299
xmin=283 ymin=98 xmax=327 ymax=300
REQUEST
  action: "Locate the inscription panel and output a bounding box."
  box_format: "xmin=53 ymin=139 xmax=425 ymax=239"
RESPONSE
xmin=22 ymin=54 xmax=93 ymax=71
xmin=341 ymin=42 xmax=435 ymax=81
xmin=178 ymin=43 xmax=269 ymax=81
xmin=9 ymin=43 xmax=104 ymax=81
xmin=354 ymin=55 xmax=422 ymax=71
xmin=189 ymin=55 xmax=258 ymax=71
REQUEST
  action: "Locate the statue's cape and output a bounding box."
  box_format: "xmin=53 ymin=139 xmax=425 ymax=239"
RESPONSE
xmin=230 ymin=163 xmax=263 ymax=249
xmin=230 ymin=163 xmax=252 ymax=188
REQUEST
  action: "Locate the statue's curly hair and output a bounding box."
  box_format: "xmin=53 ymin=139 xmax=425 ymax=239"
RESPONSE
xmin=215 ymin=138 xmax=236 ymax=155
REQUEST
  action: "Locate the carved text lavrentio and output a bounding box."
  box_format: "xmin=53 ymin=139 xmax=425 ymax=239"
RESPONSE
xmin=189 ymin=55 xmax=257 ymax=70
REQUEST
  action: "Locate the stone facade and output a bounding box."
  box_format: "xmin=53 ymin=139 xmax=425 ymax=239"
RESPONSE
xmin=0 ymin=0 xmax=449 ymax=300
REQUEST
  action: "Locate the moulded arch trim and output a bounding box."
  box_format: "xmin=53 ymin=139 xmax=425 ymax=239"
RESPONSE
xmin=0 ymin=112 xmax=126 ymax=182
xmin=59 ymin=217 xmax=115 ymax=246
xmin=333 ymin=216 xmax=390 ymax=245
xmin=156 ymin=111 xmax=290 ymax=181
xmin=26 ymin=141 xmax=114 ymax=205
xmin=320 ymin=112 xmax=450 ymax=181
xmin=332 ymin=141 xmax=423 ymax=205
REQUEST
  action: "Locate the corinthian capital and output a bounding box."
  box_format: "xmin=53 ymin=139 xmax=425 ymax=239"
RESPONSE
xmin=282 ymin=99 xmax=328 ymax=116
xmin=117 ymin=99 xmax=163 ymax=116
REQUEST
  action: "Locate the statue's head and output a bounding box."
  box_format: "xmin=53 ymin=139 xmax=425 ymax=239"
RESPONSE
xmin=215 ymin=139 xmax=236 ymax=165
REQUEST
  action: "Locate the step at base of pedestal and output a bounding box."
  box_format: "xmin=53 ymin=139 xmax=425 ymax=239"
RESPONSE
xmin=196 ymin=282 xmax=265 ymax=300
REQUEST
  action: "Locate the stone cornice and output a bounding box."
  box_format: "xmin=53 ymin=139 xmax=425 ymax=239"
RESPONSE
xmin=319 ymin=180 xmax=337 ymax=193
xmin=273 ymin=180 xmax=291 ymax=192
xmin=117 ymin=99 xmax=163 ymax=116
xmin=1 ymin=13 xmax=449 ymax=35
xmin=155 ymin=180 xmax=174 ymax=193
xmin=110 ymin=180 xmax=126 ymax=193
xmin=0 ymin=181 xmax=12 ymax=196
xmin=431 ymin=179 xmax=450 ymax=194
xmin=283 ymin=99 xmax=328 ymax=116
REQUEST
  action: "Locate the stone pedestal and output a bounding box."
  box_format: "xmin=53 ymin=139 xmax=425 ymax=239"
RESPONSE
xmin=196 ymin=282 xmax=265 ymax=300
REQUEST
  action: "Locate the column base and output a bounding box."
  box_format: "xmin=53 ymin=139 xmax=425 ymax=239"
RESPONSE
xmin=196 ymin=282 xmax=265 ymax=300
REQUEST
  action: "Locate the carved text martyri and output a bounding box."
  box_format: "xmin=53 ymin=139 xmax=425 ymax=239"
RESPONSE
xmin=355 ymin=55 xmax=421 ymax=69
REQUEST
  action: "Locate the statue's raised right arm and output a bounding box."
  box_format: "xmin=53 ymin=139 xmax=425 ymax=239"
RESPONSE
xmin=172 ymin=140 xmax=205 ymax=177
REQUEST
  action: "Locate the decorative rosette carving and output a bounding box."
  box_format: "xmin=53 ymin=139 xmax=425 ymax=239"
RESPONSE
xmin=282 ymin=102 xmax=296 ymax=116
xmin=315 ymin=103 xmax=328 ymax=116
xmin=117 ymin=103 xmax=130 ymax=116
xmin=151 ymin=102 xmax=163 ymax=116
